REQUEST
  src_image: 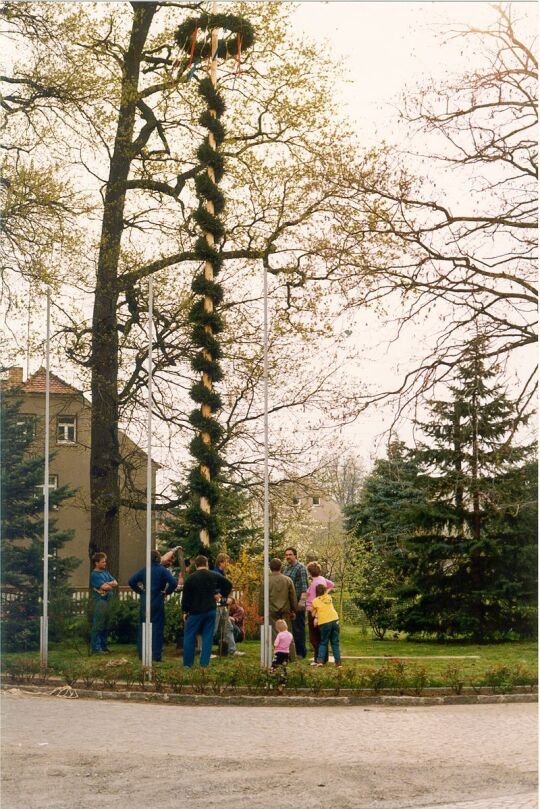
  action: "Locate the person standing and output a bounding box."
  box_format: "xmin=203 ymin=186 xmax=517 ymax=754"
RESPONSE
xmin=90 ymin=552 xmax=118 ymax=654
xmin=259 ymin=557 xmax=298 ymax=661
xmin=181 ymin=555 xmax=232 ymax=667
xmin=306 ymin=561 xmax=335 ymax=664
xmin=311 ymin=583 xmax=342 ymax=667
xmin=212 ymin=553 xmax=244 ymax=657
xmin=271 ymin=619 xmax=294 ymax=670
xmin=283 ymin=547 xmax=308 ymax=659
xmin=128 ymin=550 xmax=178 ymax=662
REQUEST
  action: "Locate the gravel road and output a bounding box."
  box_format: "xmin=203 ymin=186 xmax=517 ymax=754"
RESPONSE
xmin=1 ymin=693 xmax=537 ymax=809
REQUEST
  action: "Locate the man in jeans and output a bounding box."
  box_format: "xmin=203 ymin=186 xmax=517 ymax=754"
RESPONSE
xmin=213 ymin=553 xmax=245 ymax=657
xmin=283 ymin=547 xmax=308 ymax=659
xmin=181 ymin=555 xmax=232 ymax=667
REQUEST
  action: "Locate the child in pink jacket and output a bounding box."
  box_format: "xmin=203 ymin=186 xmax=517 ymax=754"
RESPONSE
xmin=271 ymin=619 xmax=294 ymax=669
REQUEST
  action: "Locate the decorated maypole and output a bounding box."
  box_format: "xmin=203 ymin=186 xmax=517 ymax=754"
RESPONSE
xmin=175 ymin=11 xmax=255 ymax=549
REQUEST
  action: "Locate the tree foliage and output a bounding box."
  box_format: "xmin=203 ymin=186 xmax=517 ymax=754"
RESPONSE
xmin=1 ymin=2 xmax=380 ymax=573
xmin=348 ymin=340 xmax=537 ymax=641
xmin=0 ymin=387 xmax=79 ymax=651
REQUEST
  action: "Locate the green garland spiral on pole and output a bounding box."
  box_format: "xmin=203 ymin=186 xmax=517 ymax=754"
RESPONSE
xmin=175 ymin=12 xmax=255 ymax=550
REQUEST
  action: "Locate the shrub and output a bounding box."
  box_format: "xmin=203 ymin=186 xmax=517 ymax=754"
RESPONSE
xmin=408 ymin=665 xmax=429 ymax=695
xmin=164 ymin=597 xmax=184 ymax=646
xmin=482 ymin=664 xmax=517 ymax=693
xmin=444 ymin=664 xmax=465 ymax=694
xmin=2 ymin=655 xmax=43 ymax=683
xmin=59 ymin=664 xmax=82 ymax=687
xmin=108 ymin=598 xmax=139 ymax=645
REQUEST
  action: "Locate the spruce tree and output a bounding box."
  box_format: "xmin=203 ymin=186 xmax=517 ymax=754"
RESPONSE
xmin=346 ymin=440 xmax=425 ymax=638
xmin=0 ymin=389 xmax=79 ymax=651
xmin=395 ymin=338 xmax=537 ymax=641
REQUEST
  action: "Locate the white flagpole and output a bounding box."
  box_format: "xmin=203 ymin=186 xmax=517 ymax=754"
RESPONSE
xmin=261 ymin=263 xmax=272 ymax=668
xmin=40 ymin=288 xmax=51 ymax=668
xmin=142 ymin=275 xmax=153 ymax=674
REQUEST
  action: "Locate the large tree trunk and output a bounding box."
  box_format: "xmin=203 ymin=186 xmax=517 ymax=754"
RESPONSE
xmin=89 ymin=3 xmax=156 ymax=575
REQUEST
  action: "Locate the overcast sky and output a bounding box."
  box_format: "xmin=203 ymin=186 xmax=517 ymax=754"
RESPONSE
xmin=284 ymin=2 xmax=537 ymax=463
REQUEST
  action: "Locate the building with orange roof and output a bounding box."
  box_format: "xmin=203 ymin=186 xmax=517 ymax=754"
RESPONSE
xmin=5 ymin=366 xmax=158 ymax=586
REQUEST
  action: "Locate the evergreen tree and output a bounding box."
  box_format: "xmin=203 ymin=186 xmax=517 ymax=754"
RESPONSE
xmin=346 ymin=441 xmax=425 ymax=638
xmin=158 ymin=480 xmax=261 ymax=562
xmin=0 ymin=389 xmax=80 ymax=651
xmin=395 ymin=339 xmax=537 ymax=641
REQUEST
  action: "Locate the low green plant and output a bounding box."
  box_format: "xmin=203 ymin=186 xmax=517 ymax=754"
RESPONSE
xmin=2 ymin=656 xmax=43 ymax=684
xmin=59 ymin=664 xmax=82 ymax=687
xmin=79 ymin=661 xmax=101 ymax=689
xmin=444 ymin=664 xmax=465 ymax=694
xmin=408 ymin=665 xmax=429 ymax=695
xmin=482 ymin=665 xmax=515 ymax=694
xmin=364 ymin=666 xmax=391 ymax=692
xmin=285 ymin=666 xmax=308 ymax=694
xmin=167 ymin=669 xmax=186 ymax=694
xmin=187 ymin=668 xmax=209 ymax=694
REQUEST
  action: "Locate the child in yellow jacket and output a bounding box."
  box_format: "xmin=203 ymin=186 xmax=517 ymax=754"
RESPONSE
xmin=311 ymin=583 xmax=342 ymax=666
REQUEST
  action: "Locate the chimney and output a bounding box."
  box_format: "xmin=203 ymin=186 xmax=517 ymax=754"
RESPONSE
xmin=7 ymin=367 xmax=24 ymax=387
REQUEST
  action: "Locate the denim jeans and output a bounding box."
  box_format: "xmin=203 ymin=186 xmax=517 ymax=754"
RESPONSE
xmin=291 ymin=608 xmax=307 ymax=658
xmin=317 ymin=620 xmax=341 ymax=664
xmin=183 ymin=609 xmax=216 ymax=667
xmin=91 ymin=599 xmax=110 ymax=652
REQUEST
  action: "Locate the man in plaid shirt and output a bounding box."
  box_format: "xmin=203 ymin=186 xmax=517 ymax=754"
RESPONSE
xmin=283 ymin=547 xmax=309 ymax=658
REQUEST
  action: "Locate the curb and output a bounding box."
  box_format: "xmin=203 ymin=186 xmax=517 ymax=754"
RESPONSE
xmin=2 ymin=684 xmax=537 ymax=708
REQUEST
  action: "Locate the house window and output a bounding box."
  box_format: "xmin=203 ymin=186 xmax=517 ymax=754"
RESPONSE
xmin=292 ymin=497 xmax=300 ymax=506
xmin=34 ymin=475 xmax=59 ymax=504
xmin=57 ymin=415 xmax=76 ymax=443
xmin=17 ymin=414 xmax=36 ymax=441
xmin=312 ymin=496 xmax=320 ymax=506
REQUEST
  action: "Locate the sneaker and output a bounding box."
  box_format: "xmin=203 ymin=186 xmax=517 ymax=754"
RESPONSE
xmin=310 ymin=661 xmax=319 ymax=667
xmin=335 ymin=662 xmax=343 ymax=667
xmin=230 ymin=651 xmax=245 ymax=657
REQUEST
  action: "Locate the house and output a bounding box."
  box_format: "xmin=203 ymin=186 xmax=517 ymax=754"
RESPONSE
xmin=6 ymin=366 xmax=158 ymax=586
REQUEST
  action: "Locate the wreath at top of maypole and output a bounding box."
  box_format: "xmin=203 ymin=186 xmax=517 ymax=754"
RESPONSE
xmin=175 ymin=13 xmax=255 ymax=65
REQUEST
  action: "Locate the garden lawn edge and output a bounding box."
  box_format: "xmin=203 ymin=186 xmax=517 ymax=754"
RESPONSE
xmin=2 ymin=684 xmax=537 ymax=707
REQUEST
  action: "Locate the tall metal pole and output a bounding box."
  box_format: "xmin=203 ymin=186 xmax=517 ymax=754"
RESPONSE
xmin=260 ymin=263 xmax=272 ymax=667
xmin=40 ymin=288 xmax=51 ymax=668
xmin=142 ymin=275 xmax=153 ymax=674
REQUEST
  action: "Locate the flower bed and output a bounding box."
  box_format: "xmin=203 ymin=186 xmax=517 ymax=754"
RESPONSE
xmin=2 ymin=657 xmax=537 ymax=698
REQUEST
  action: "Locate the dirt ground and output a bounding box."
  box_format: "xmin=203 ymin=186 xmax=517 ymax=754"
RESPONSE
xmin=1 ymin=693 xmax=537 ymax=809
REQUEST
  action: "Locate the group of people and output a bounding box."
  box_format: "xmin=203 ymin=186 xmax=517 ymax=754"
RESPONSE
xmin=89 ymin=545 xmax=341 ymax=670
xmin=260 ymin=548 xmax=342 ymax=669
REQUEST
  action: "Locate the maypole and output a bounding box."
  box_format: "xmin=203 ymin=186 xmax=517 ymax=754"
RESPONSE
xmin=175 ymin=9 xmax=255 ymax=552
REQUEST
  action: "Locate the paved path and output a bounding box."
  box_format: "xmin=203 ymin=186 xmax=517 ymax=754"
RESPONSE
xmin=1 ymin=693 xmax=537 ymax=809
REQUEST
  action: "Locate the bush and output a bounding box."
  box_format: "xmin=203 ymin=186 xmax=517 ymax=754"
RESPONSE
xmin=164 ymin=597 xmax=184 ymax=646
xmin=444 ymin=664 xmax=465 ymax=694
xmin=108 ymin=598 xmax=139 ymax=644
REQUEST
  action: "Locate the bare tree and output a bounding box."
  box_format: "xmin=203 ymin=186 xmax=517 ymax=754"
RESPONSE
xmin=298 ymin=4 xmax=537 ymax=423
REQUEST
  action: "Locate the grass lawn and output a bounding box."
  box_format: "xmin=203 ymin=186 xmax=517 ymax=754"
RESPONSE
xmin=2 ymin=625 xmax=537 ymax=686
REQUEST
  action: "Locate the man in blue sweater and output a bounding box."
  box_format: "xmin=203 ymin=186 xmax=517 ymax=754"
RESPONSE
xmin=128 ymin=550 xmax=178 ymax=662
xmin=181 ymin=555 xmax=232 ymax=667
